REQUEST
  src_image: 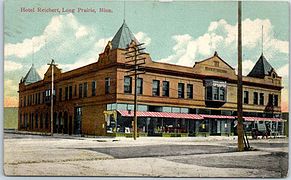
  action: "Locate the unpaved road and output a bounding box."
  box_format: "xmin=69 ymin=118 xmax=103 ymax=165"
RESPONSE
xmin=3 ymin=133 xmax=288 ymax=177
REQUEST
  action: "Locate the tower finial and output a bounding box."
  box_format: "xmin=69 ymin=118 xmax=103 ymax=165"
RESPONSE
xmin=261 ymin=25 xmax=264 ymax=55
xmin=123 ymin=0 xmax=126 ymax=22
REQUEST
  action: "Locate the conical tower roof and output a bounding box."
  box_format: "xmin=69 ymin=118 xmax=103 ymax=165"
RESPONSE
xmin=248 ymin=53 xmax=275 ymax=78
xmin=23 ymin=64 xmax=42 ymax=85
xmin=111 ymin=21 xmax=138 ymax=49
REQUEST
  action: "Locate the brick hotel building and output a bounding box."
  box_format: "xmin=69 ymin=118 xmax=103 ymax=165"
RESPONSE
xmin=18 ymin=21 xmax=285 ymax=136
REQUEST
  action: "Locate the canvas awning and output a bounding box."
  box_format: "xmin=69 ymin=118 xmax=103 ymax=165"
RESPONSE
xmin=117 ymin=110 xmax=285 ymax=122
xmin=199 ymin=114 xmax=235 ymax=119
xmin=117 ymin=110 xmax=203 ymax=120
xmin=244 ymin=117 xmax=285 ymax=122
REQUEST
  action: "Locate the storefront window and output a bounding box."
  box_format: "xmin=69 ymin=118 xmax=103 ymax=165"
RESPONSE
xmin=181 ymin=108 xmax=188 ymax=113
xmin=172 ymin=107 xmax=180 ymax=113
xmin=162 ymin=106 xmax=171 ymax=112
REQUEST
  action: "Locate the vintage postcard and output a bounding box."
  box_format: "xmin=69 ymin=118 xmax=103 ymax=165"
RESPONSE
xmin=3 ymin=0 xmax=289 ymax=178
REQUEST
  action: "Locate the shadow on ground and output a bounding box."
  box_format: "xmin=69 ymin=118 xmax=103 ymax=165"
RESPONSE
xmin=78 ymin=145 xmax=237 ymax=159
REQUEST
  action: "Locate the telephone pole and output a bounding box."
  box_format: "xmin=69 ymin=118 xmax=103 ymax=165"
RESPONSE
xmin=125 ymin=41 xmax=146 ymax=140
xmin=237 ymin=1 xmax=244 ymax=151
xmin=47 ymin=59 xmax=58 ymax=136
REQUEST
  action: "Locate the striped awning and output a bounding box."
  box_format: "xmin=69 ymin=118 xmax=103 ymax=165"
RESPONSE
xmin=200 ymin=114 xmax=235 ymax=119
xmin=117 ymin=110 xmax=285 ymax=122
xmin=117 ymin=110 xmax=203 ymax=120
xmin=244 ymin=117 xmax=285 ymax=122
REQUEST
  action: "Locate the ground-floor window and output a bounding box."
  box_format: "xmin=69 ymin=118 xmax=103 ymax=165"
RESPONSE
xmin=108 ymin=116 xmax=236 ymax=136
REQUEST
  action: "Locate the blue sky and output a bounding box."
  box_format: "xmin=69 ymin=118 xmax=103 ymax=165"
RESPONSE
xmin=4 ymin=0 xmax=289 ymax=109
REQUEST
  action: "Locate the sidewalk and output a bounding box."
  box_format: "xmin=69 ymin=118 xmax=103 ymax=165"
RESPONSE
xmin=5 ymin=129 xmax=287 ymax=142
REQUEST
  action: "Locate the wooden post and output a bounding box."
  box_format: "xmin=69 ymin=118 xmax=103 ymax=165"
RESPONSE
xmin=237 ymin=1 xmax=244 ymax=151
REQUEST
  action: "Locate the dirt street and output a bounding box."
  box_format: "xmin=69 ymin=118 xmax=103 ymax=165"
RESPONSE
xmin=3 ymin=133 xmax=288 ymax=177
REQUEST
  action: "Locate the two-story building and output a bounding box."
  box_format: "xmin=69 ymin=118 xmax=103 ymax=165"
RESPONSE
xmin=18 ymin=21 xmax=285 ymax=137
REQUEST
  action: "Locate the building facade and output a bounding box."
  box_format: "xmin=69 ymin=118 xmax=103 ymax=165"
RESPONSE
xmin=18 ymin=22 xmax=285 ymax=137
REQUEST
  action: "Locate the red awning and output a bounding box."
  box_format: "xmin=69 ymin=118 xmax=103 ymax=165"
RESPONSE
xmin=200 ymin=114 xmax=235 ymax=119
xmin=117 ymin=110 xmax=285 ymax=122
xmin=244 ymin=117 xmax=285 ymax=122
xmin=117 ymin=110 xmax=203 ymax=120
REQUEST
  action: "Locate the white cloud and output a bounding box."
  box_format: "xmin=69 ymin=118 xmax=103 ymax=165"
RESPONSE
xmin=277 ymin=64 xmax=289 ymax=78
xmin=234 ymin=59 xmax=255 ymax=76
xmin=158 ymin=18 xmax=289 ymax=67
xmin=75 ymin=26 xmax=90 ymax=39
xmin=135 ymin=32 xmax=151 ymax=47
xmin=5 ymin=35 xmax=46 ymax=58
xmin=4 ymin=60 xmax=23 ymax=72
xmin=242 ymin=59 xmax=255 ymax=76
xmin=4 ymin=13 xmax=93 ymax=59
xmin=37 ymin=65 xmax=49 ymax=79
xmin=57 ymin=37 xmax=112 ymax=72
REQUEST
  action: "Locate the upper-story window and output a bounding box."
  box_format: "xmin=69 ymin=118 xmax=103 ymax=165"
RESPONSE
xmin=205 ymin=80 xmax=227 ymax=102
xmin=79 ymin=84 xmax=83 ymax=98
xmin=268 ymin=94 xmax=278 ymax=107
xmin=124 ymin=76 xmax=132 ymax=94
xmin=65 ymin=87 xmax=68 ymax=100
xmin=69 ymin=86 xmax=72 ymax=100
xmin=187 ymin=84 xmax=193 ymax=99
xmin=253 ymin=92 xmax=258 ymax=105
xmin=243 ymin=91 xmax=249 ymax=104
xmin=59 ymin=88 xmax=62 ymax=101
xmin=214 ymin=61 xmax=219 ymax=67
xmin=213 ymin=86 xmax=219 ymax=100
xmin=24 ymin=96 xmax=26 ymax=107
xmin=105 ymin=77 xmax=110 ymax=94
xmin=38 ymin=93 xmax=41 ymax=104
xmin=92 ymin=81 xmax=96 ymax=96
xmin=74 ymin=85 xmax=77 ymax=97
xmin=32 ymin=94 xmax=35 ymax=105
xmin=83 ymin=82 xmax=88 ymax=98
xmin=45 ymin=90 xmax=50 ymax=97
xmin=274 ymin=94 xmax=278 ymax=107
xmin=259 ymin=93 xmax=264 ymax=105
xmin=42 ymin=92 xmax=45 ymax=103
xmin=162 ymin=81 xmax=169 ymax=97
xmin=137 ymin=78 xmax=143 ymax=95
xmin=268 ymin=94 xmax=273 ymax=106
xmin=152 ymin=80 xmax=160 ymax=96
xmin=35 ymin=93 xmax=37 ymax=105
xmin=39 ymin=93 xmax=42 ymax=104
xmin=44 ymin=88 xmax=55 ymax=103
xmin=178 ymin=83 xmax=185 ymax=98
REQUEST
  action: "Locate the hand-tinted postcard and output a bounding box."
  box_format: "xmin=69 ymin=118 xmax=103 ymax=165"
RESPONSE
xmin=3 ymin=0 xmax=289 ymax=178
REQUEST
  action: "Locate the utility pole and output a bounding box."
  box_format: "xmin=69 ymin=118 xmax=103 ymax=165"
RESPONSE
xmin=237 ymin=1 xmax=244 ymax=151
xmin=125 ymin=41 xmax=146 ymax=140
xmin=47 ymin=59 xmax=57 ymax=136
